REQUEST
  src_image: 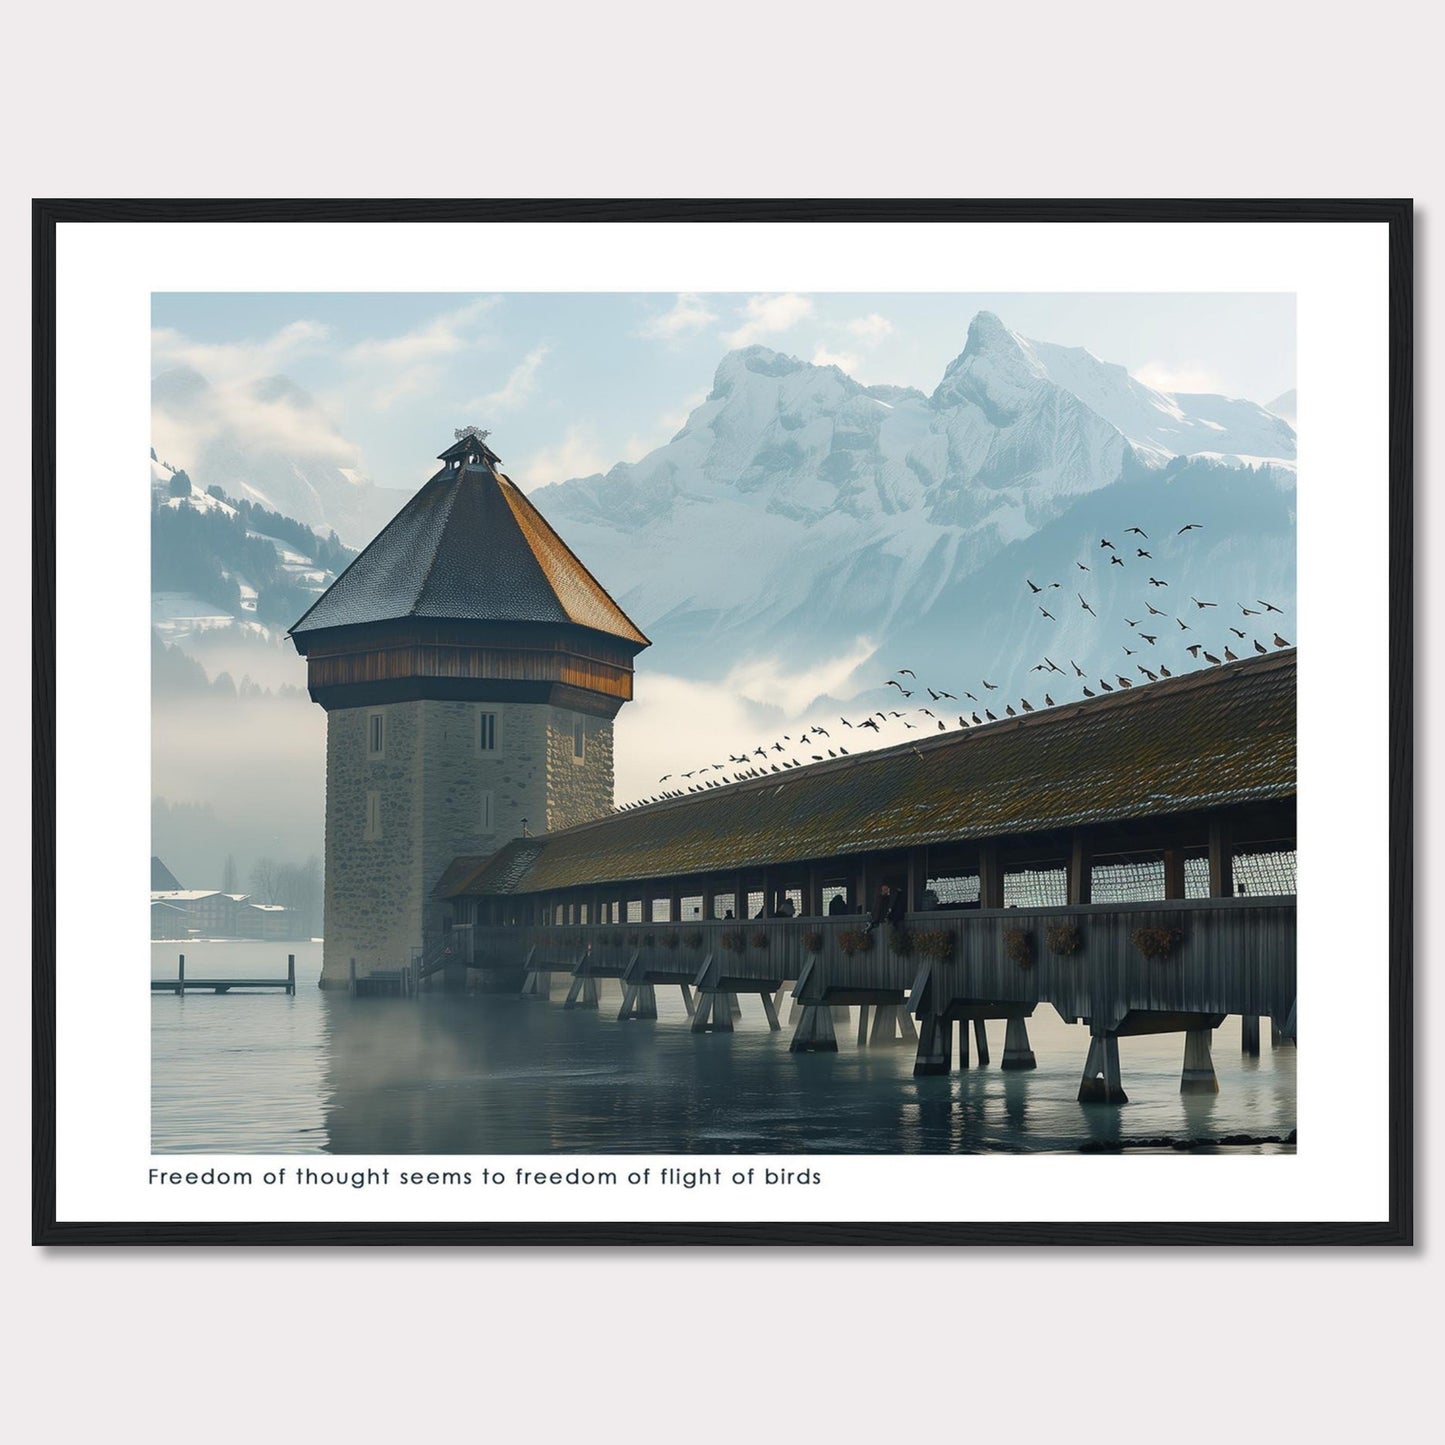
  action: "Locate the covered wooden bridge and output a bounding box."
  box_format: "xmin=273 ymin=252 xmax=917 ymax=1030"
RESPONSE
xmin=436 ymin=649 xmax=1297 ymax=1100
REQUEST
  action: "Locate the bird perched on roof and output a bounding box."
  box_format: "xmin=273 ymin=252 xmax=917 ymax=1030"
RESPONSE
xmin=1178 ymin=523 xmax=1203 ymax=534
xmin=1005 ymin=705 xmax=1016 ymax=717
xmin=1139 ymin=666 xmax=1158 ymax=682
xmin=971 ymin=712 xmax=983 ymax=725
xmin=1203 ymin=651 xmax=1222 ymax=665
xmin=1254 ymin=639 xmax=1267 ymax=654
xmin=1099 ymin=679 xmax=1113 ymax=692
xmin=1273 ymin=633 xmax=1291 ymax=648
xmin=1116 ymin=676 xmax=1132 ymax=688
xmin=1224 ymin=646 xmax=1239 ymax=661
xmin=937 ymin=720 xmax=946 ymax=731
xmin=985 ymin=709 xmax=997 ymax=721
xmin=1044 ymin=693 xmax=1055 ymax=706
xmin=1083 ymin=686 xmax=1096 ymax=697
xmin=1159 ymin=664 xmax=1172 ymax=677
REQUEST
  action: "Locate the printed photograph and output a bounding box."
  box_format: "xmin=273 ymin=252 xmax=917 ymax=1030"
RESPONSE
xmin=149 ymin=291 xmax=1298 ymax=1156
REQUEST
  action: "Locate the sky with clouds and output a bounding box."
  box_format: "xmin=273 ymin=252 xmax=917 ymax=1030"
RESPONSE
xmin=151 ymin=291 xmax=1295 ymax=493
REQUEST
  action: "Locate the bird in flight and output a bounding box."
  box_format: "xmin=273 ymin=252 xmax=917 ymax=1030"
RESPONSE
xmin=1186 ymin=644 xmax=1203 ymax=658
xmin=1258 ymin=600 xmax=1283 ymax=614
xmin=899 ymin=668 xmax=916 ymax=678
xmin=1077 ymin=561 xmax=1090 ymax=571
xmin=1177 ymin=523 xmax=1203 ymax=534
xmin=1140 ymin=633 xmax=1158 ymax=645
xmin=1136 ymin=548 xmax=1152 ymax=559
xmin=1039 ymin=606 xmax=1055 ymax=620
xmin=1125 ymin=617 xmax=1139 ymax=628
xmin=1192 ymin=597 xmax=1217 ymax=609
xmin=1126 ymin=527 xmax=1148 ymax=538
xmin=1100 ymin=538 xmax=1115 ymax=550
xmin=1079 ymin=594 xmax=1096 ymax=616
xmin=1027 ymin=579 xmax=1042 ymax=593
xmin=1177 ymin=618 xmax=1190 ymax=630
xmin=1110 ymin=556 xmax=1124 ymax=567
xmin=1071 ymin=660 xmax=1085 ymax=677
xmin=962 ymin=691 xmax=977 ymax=702
xmin=1229 ymin=627 xmax=1246 ymax=639
xmin=1044 ymin=658 xmax=1064 ymax=674
xmin=1239 ymin=603 xmax=1261 ymax=616
xmin=983 ymin=679 xmax=998 ymax=689
xmin=1149 ymin=577 xmax=1169 ymax=588
xmin=1122 ymin=645 xmax=1136 ymax=656
xmin=1146 ymin=602 xmax=1166 ymax=616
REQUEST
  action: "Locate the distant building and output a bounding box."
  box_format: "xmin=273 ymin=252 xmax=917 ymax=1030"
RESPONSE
xmin=150 ymin=899 xmax=189 ymax=940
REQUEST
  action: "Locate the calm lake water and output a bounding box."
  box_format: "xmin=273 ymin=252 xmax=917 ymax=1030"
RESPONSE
xmin=152 ymin=941 xmax=1295 ymax=1155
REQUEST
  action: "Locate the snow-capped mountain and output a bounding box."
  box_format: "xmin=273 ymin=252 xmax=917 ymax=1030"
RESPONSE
xmin=529 ymin=312 xmax=1295 ymax=707
xmin=151 ymin=367 xmax=410 ymax=547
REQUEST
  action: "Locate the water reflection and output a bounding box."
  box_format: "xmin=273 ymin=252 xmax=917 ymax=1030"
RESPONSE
xmin=153 ymin=943 xmax=1296 ymax=1155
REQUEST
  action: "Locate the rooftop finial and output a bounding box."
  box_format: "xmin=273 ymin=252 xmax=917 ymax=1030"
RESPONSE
xmin=455 ymin=426 xmax=491 ymax=442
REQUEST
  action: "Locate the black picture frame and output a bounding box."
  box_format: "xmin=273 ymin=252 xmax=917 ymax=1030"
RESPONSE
xmin=32 ymin=198 xmax=1413 ymax=1246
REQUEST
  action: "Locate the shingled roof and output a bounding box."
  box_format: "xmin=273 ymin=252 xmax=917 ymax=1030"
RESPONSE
xmin=444 ymin=648 xmax=1296 ymax=898
xmin=289 ymin=451 xmax=648 ymax=647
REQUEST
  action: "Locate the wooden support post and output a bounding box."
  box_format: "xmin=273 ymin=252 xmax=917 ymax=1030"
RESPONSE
xmin=1181 ymin=1028 xmax=1219 ymax=1093
xmin=913 ymin=1013 xmax=953 ymax=1075
xmin=1068 ymin=835 xmax=1092 ymax=906
xmin=979 ymin=843 xmax=1003 ymax=910
xmin=177 ymin=954 xmax=186 ymax=997
xmin=1078 ymin=1033 xmax=1127 ymax=1104
xmin=957 ymin=1016 xmax=971 ymax=1069
xmin=1241 ymin=1015 xmax=1261 ymax=1056
xmin=1208 ymin=817 xmax=1234 ymax=899
xmin=973 ymin=1017 xmax=990 ymax=1066
xmin=1001 ymin=1017 xmax=1037 ymax=1070
xmin=287 ymin=954 xmax=296 ymax=996
xmin=760 ymin=991 xmax=781 ymax=1032
xmin=857 ymin=1004 xmax=871 ymax=1046
xmin=679 ymin=983 xmax=696 ymax=1017
xmin=1163 ymin=848 xmax=1186 ymax=902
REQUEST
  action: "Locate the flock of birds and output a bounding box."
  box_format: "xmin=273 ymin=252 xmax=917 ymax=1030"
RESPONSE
xmin=616 ymin=521 xmax=1293 ymax=812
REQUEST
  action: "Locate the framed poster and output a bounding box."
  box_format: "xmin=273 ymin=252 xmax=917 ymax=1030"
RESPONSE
xmin=32 ymin=199 xmax=1412 ymax=1244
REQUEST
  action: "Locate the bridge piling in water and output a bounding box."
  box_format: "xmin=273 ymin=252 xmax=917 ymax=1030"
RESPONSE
xmin=1241 ymin=1015 xmax=1261 ymax=1055
xmin=1001 ymin=1017 xmax=1037 ymax=1071
xmin=1078 ymin=1033 xmax=1127 ymax=1104
xmin=1181 ymin=1028 xmax=1219 ymax=1093
xmin=790 ymin=1004 xmax=838 ymax=1053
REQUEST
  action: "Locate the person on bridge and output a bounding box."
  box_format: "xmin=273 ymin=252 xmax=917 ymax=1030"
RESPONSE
xmin=867 ymin=882 xmax=907 ymax=932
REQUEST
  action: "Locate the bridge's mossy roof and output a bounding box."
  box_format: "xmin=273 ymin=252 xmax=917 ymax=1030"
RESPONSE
xmin=289 ymin=462 xmax=648 ymax=647
xmin=444 ymin=649 xmax=1296 ymax=898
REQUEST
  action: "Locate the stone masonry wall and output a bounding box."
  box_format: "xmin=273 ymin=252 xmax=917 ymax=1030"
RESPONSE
xmin=321 ymin=698 xmax=616 ymax=985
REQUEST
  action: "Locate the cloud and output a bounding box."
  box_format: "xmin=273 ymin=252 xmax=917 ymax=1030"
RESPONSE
xmin=722 ymin=293 xmax=813 ymax=348
xmin=637 ymin=293 xmax=718 ymax=341
xmin=473 ymin=345 xmax=549 ymax=414
xmin=152 ymin=319 xmax=332 ymax=385
xmin=343 ymin=297 xmax=497 ymax=368
xmin=846 ymin=313 xmax=893 ymax=341
xmin=1133 ymin=360 xmax=1228 ymax=395
xmin=522 ymin=425 xmax=616 ymax=485
xmin=612 ymin=638 xmax=878 ymax=804
xmin=811 ymin=346 xmax=862 ymax=375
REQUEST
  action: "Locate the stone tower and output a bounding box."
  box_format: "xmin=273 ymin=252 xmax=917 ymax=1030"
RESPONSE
xmin=289 ymin=428 xmax=649 ymax=987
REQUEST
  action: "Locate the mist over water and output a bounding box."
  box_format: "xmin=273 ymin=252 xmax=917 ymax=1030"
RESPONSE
xmin=152 ymin=942 xmax=1295 ymax=1155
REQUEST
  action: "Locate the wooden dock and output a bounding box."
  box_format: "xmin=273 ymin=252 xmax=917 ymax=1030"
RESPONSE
xmin=152 ymin=954 xmax=297 ymax=995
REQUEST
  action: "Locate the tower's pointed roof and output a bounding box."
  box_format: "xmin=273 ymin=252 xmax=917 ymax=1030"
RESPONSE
xmin=289 ymin=431 xmax=649 ymax=647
